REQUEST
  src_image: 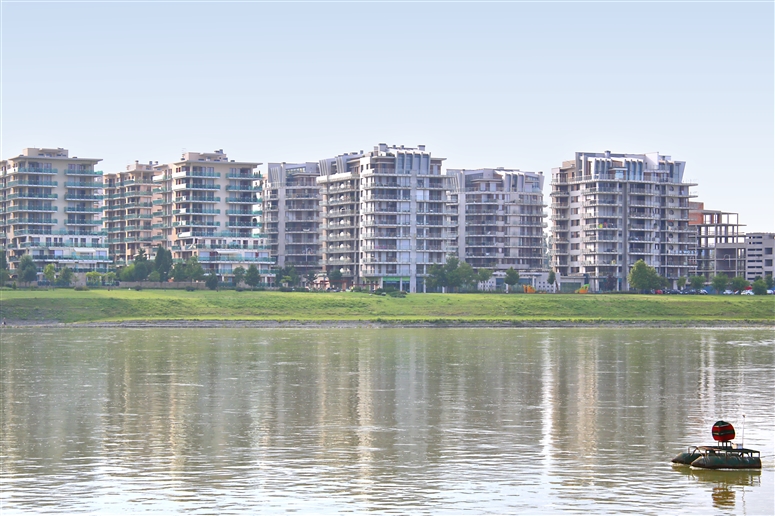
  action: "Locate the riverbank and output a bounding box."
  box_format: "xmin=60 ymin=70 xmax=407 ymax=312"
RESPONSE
xmin=1 ymin=289 xmax=773 ymax=326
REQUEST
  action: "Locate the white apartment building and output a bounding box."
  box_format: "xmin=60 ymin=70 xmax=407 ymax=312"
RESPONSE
xmin=263 ymin=163 xmax=321 ymax=277
xmin=103 ymin=161 xmax=156 ymax=265
xmin=152 ymin=150 xmax=273 ymax=284
xmin=745 ymin=233 xmax=774 ymax=282
xmin=0 ymin=148 xmax=111 ymax=276
xmin=445 ymin=168 xmax=546 ymax=272
xmin=317 ymin=144 xmax=446 ymax=292
xmin=551 ymin=151 xmax=695 ymax=292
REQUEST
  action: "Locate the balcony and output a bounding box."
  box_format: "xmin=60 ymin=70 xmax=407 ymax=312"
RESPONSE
xmin=65 ymin=169 xmax=103 ymax=176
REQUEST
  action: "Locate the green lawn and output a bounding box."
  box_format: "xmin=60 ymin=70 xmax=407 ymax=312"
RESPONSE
xmin=1 ymin=289 xmax=773 ymax=324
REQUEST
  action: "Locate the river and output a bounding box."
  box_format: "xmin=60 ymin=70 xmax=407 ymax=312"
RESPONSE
xmin=1 ymin=327 xmax=772 ymax=514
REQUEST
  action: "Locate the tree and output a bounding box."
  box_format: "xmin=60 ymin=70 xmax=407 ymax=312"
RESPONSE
xmin=86 ymin=271 xmax=103 ymax=286
xmin=730 ymin=276 xmax=750 ymax=292
xmin=153 ymin=246 xmax=172 ymax=282
xmin=147 ymin=270 xmax=161 ymax=283
xmin=0 ymin=249 xmax=7 ymax=271
xmin=245 ymin=264 xmax=260 ymax=289
xmin=18 ymin=255 xmax=38 ymax=286
xmin=120 ymin=264 xmax=136 ymax=282
xmin=504 ymin=267 xmax=520 ymax=293
xmin=425 ymin=262 xmax=447 ymax=292
xmin=57 ymin=267 xmax=74 ymax=287
xmin=547 ymin=270 xmax=556 ymax=289
xmin=766 ymin=275 xmax=774 ymax=289
xmin=43 ymin=264 xmax=57 ymax=287
xmin=104 ymin=272 xmax=117 ymax=286
xmin=328 ymin=268 xmax=343 ymax=289
xmin=133 ymin=261 xmax=149 ymax=282
xmin=628 ymin=260 xmax=660 ymax=292
xmin=476 ymin=269 xmax=493 ymax=290
xmin=603 ymin=274 xmax=617 ymax=292
xmin=233 ymin=266 xmax=246 ymax=287
xmin=711 ymin=274 xmax=729 ymax=294
xmin=0 ymin=268 xmax=9 ymax=288
xmin=677 ymin=276 xmax=687 ymax=289
xmin=184 ymin=257 xmax=204 ymax=282
xmin=275 ymin=265 xmax=299 ymax=287
xmin=752 ymin=278 xmax=768 ymax=295
xmin=689 ymin=275 xmax=705 ymax=290
xmin=171 ymin=262 xmax=188 ymax=282
xmin=205 ymin=273 xmax=219 ymax=290
xmin=451 ymin=261 xmax=476 ymax=291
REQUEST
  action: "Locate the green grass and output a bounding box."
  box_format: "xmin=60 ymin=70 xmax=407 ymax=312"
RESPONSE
xmin=1 ymin=289 xmax=773 ymax=324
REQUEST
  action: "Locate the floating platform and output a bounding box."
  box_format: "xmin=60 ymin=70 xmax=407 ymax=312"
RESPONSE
xmin=672 ymin=445 xmax=762 ymax=470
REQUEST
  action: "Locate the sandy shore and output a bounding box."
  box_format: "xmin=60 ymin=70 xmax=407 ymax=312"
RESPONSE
xmin=3 ymin=319 xmax=773 ymax=329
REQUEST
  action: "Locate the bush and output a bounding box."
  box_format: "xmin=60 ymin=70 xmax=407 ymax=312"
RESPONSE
xmin=74 ymin=286 xmax=90 ymax=291
xmin=235 ymin=287 xmax=244 ymax=292
xmin=134 ymin=285 xmax=142 ymax=291
xmin=387 ymin=290 xmax=407 ymax=298
xmin=279 ymin=286 xmax=293 ymax=292
xmin=12 ymin=282 xmax=17 ymax=290
xmin=185 ymin=285 xmax=196 ymax=292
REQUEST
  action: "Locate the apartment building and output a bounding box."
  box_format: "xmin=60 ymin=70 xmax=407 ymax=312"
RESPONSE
xmin=445 ymin=168 xmax=546 ymax=272
xmin=263 ymin=163 xmax=321 ymax=277
xmin=317 ymin=144 xmax=446 ymax=292
xmin=103 ymin=161 xmax=156 ymax=265
xmin=688 ymin=202 xmax=746 ymax=279
xmin=0 ymin=147 xmax=111 ymax=276
xmin=744 ymin=232 xmax=774 ymax=282
xmin=551 ymin=151 xmax=695 ymax=291
xmin=151 ymin=150 xmax=273 ymax=283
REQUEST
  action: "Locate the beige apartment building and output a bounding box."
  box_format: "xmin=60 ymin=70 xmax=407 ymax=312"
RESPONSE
xmin=445 ymin=168 xmax=546 ymax=272
xmin=151 ymin=150 xmax=273 ymax=284
xmin=551 ymin=151 xmax=695 ymax=291
xmin=0 ymin=147 xmax=111 ymax=277
xmin=745 ymin=233 xmax=774 ymax=282
xmin=103 ymin=161 xmax=156 ymax=265
xmin=263 ymin=163 xmax=321 ymax=277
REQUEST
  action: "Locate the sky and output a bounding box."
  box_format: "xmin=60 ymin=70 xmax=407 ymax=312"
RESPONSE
xmin=2 ymin=1 xmax=773 ymax=232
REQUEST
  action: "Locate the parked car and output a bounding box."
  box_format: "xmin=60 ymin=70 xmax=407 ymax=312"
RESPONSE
xmin=741 ymin=290 xmax=754 ymax=295
xmin=723 ymin=290 xmax=734 ymax=295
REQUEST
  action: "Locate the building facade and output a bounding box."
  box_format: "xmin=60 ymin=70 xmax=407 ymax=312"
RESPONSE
xmin=744 ymin=232 xmax=774 ymax=282
xmin=445 ymin=168 xmax=546 ymax=272
xmin=317 ymin=144 xmax=446 ymax=292
xmin=151 ymin=150 xmax=273 ymax=283
xmin=0 ymin=148 xmax=111 ymax=277
xmin=263 ymin=163 xmax=321 ymax=278
xmin=688 ymin=202 xmax=746 ymax=280
xmin=103 ymin=161 xmax=156 ymax=265
xmin=551 ymin=151 xmax=695 ymax=291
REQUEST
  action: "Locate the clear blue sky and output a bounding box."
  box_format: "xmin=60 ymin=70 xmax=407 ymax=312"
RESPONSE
xmin=2 ymin=1 xmax=773 ymax=231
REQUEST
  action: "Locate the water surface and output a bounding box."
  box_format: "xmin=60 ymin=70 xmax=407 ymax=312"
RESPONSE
xmin=1 ymin=328 xmax=773 ymax=514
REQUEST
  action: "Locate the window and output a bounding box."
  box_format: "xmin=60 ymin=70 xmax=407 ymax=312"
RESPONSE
xmin=765 ymin=248 xmax=773 ymax=255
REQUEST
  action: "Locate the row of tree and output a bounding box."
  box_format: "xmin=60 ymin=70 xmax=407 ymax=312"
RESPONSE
xmin=628 ymin=259 xmax=774 ymax=294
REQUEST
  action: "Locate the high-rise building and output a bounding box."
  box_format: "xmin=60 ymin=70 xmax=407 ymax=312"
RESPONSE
xmin=263 ymin=163 xmax=321 ymax=277
xmin=444 ymin=168 xmax=546 ymax=272
xmin=688 ymin=201 xmax=746 ymax=280
xmin=317 ymin=144 xmax=446 ymax=292
xmin=0 ymin=147 xmax=111 ymax=277
xmin=744 ymin=232 xmax=774 ymax=282
xmin=551 ymin=151 xmax=695 ymax=291
xmin=151 ymin=150 xmax=273 ymax=284
xmin=103 ymin=161 xmax=156 ymax=265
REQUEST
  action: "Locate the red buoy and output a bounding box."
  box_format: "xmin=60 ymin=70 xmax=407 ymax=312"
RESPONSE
xmin=712 ymin=421 xmax=735 ymax=442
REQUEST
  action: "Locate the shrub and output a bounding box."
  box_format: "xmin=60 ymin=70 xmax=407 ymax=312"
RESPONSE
xmin=134 ymin=285 xmax=142 ymax=291
xmin=74 ymin=286 xmax=90 ymax=291
xmin=185 ymin=285 xmax=196 ymax=292
xmin=235 ymin=287 xmax=244 ymax=292
xmin=279 ymin=286 xmax=293 ymax=292
xmin=387 ymin=290 xmax=407 ymax=298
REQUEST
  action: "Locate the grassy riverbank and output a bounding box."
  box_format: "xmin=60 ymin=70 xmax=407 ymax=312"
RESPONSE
xmin=1 ymin=289 xmax=773 ymax=325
